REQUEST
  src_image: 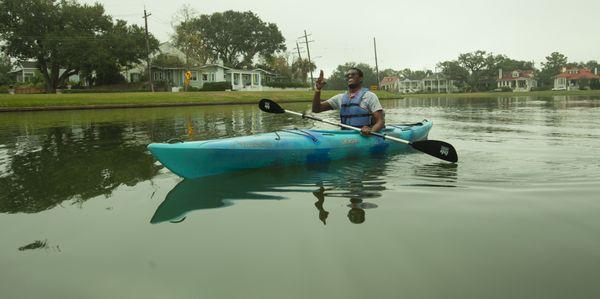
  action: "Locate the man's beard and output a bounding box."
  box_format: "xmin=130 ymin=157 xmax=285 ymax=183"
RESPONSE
xmin=348 ymin=83 xmax=359 ymax=89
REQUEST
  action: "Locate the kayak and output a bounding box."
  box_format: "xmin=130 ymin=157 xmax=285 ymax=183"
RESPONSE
xmin=147 ymin=120 xmax=432 ymax=179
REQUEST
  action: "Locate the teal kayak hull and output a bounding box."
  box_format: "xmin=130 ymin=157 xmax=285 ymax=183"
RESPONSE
xmin=147 ymin=120 xmax=432 ymax=179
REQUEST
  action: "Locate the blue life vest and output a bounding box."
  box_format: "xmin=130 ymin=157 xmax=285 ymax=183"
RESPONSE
xmin=340 ymin=88 xmax=372 ymax=127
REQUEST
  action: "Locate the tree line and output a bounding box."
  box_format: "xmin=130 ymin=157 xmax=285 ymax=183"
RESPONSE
xmin=0 ymin=1 xmax=290 ymax=92
xmin=322 ymin=51 xmax=599 ymax=92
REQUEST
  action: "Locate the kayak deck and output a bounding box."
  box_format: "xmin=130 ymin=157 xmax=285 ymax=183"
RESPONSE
xmin=148 ymin=120 xmax=432 ymax=179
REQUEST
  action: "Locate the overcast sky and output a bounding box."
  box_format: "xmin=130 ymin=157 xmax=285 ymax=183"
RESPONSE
xmin=83 ymin=0 xmax=600 ymax=74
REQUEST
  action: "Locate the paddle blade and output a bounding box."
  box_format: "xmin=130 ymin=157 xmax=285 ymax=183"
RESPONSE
xmin=411 ymin=140 xmax=458 ymax=163
xmin=259 ymin=99 xmax=285 ymax=114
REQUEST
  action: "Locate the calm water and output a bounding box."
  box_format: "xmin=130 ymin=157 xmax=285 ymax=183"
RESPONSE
xmin=1 ymin=95 xmax=600 ymax=298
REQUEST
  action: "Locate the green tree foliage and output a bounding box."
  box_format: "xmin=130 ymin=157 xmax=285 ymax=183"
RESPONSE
xmin=152 ymin=54 xmax=185 ymax=68
xmin=291 ymin=58 xmax=316 ymax=84
xmin=437 ymin=51 xmax=535 ymax=91
xmin=0 ymin=0 xmax=158 ymax=91
xmin=399 ymin=68 xmax=432 ymax=80
xmin=256 ymin=53 xmax=293 ymax=81
xmin=171 ymin=5 xmax=206 ymax=67
xmin=379 ymin=68 xmax=400 ymax=79
xmin=538 ymin=52 xmax=568 ymax=87
xmin=325 ymin=62 xmax=378 ymax=90
xmin=186 ymin=11 xmax=286 ymax=68
xmin=0 ymin=53 xmax=15 ymax=85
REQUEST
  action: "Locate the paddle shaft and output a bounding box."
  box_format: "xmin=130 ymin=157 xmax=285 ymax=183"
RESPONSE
xmin=283 ymin=109 xmax=410 ymax=145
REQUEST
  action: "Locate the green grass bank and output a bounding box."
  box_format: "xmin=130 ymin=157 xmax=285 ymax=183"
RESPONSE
xmin=0 ymin=90 xmax=398 ymax=112
xmin=1 ymin=89 xmax=599 ymax=112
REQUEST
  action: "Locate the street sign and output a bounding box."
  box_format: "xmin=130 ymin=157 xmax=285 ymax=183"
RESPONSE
xmin=184 ymin=71 xmax=192 ymax=80
xmin=370 ymin=85 xmax=378 ymax=91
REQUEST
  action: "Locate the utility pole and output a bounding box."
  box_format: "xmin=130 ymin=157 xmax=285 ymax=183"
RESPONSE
xmin=294 ymin=42 xmax=303 ymax=60
xmin=373 ymin=37 xmax=380 ymax=89
xmin=143 ymin=8 xmax=154 ymax=92
xmin=300 ymin=30 xmax=315 ymax=89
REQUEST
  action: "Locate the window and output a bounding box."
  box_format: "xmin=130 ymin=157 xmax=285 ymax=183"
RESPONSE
xmin=23 ymin=72 xmax=34 ymax=83
xmin=512 ymin=71 xmax=519 ymax=78
xmin=191 ymin=71 xmax=198 ymax=81
xmin=202 ymin=74 xmax=208 ymax=81
xmin=130 ymin=73 xmax=140 ymax=82
xmin=210 ymin=73 xmax=216 ymax=82
xmin=253 ymin=74 xmax=259 ymax=85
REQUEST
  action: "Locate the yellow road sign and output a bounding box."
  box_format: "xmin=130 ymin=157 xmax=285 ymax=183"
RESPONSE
xmin=370 ymin=85 xmax=378 ymax=91
xmin=185 ymin=71 xmax=192 ymax=80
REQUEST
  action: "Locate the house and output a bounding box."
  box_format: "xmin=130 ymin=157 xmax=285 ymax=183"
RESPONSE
xmin=422 ymin=73 xmax=458 ymax=93
xmin=398 ymin=78 xmax=423 ymax=93
xmin=497 ymin=69 xmax=536 ymax=92
xmin=125 ymin=42 xmax=276 ymax=91
xmin=380 ymin=76 xmax=400 ymax=92
xmin=553 ymin=67 xmax=600 ymax=90
xmin=396 ymin=73 xmax=457 ymax=93
xmin=10 ymin=61 xmax=80 ymax=84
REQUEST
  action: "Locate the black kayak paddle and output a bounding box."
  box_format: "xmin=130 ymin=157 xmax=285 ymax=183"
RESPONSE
xmin=258 ymin=99 xmax=458 ymax=163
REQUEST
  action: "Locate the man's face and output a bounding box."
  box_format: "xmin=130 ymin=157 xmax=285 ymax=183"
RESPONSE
xmin=345 ymin=70 xmax=362 ymax=87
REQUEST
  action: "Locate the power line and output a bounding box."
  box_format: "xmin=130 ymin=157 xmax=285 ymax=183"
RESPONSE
xmin=144 ymin=8 xmax=154 ymax=92
xmin=299 ymin=30 xmax=315 ymax=90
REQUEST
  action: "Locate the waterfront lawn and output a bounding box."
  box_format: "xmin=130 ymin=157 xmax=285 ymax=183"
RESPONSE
xmin=0 ymin=90 xmax=399 ymax=109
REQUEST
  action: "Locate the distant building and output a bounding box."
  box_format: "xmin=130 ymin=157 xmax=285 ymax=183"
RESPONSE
xmin=125 ymin=42 xmax=277 ymax=91
xmin=422 ymin=73 xmax=458 ymax=93
xmin=398 ymin=78 xmax=423 ymax=93
xmin=553 ymin=67 xmax=600 ymax=90
xmin=10 ymin=61 xmax=80 ymax=84
xmin=380 ymin=76 xmax=400 ymax=92
xmin=497 ymin=69 xmax=536 ymax=92
xmin=396 ymin=73 xmax=458 ymax=93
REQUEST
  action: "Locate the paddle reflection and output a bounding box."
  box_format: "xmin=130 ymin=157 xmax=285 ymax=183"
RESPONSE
xmin=151 ymin=156 xmax=394 ymax=225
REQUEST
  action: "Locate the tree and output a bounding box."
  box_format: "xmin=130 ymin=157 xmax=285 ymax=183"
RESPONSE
xmin=437 ymin=61 xmax=469 ymax=91
xmin=0 ymin=53 xmax=15 ymax=85
xmin=399 ymin=68 xmax=432 ymax=80
xmin=152 ymin=54 xmax=185 ymax=68
xmin=0 ymin=0 xmax=158 ymax=91
xmin=538 ymin=52 xmax=568 ymax=87
xmin=257 ymin=53 xmax=293 ymax=81
xmin=291 ymin=58 xmax=316 ymax=83
xmin=171 ymin=5 xmax=206 ymax=67
xmin=325 ymin=62 xmax=378 ymax=90
xmin=187 ymin=11 xmax=286 ymax=68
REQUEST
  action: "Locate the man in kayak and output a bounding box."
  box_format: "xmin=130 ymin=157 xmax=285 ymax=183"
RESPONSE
xmin=312 ymin=68 xmax=385 ymax=135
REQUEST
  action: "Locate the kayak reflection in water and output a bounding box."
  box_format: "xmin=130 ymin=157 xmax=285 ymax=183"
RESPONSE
xmin=151 ymin=158 xmax=389 ymax=225
xmin=312 ymin=185 xmax=379 ymax=225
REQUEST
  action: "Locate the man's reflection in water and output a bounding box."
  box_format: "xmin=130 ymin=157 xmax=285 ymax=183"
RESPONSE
xmin=312 ymin=185 xmax=378 ymax=225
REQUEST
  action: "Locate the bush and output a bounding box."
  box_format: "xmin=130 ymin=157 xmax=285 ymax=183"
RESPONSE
xmin=590 ymin=79 xmax=600 ymax=90
xmin=201 ymin=82 xmax=231 ymax=91
xmin=0 ymin=86 xmax=10 ymax=93
xmin=264 ymin=81 xmax=309 ymax=88
xmin=496 ymin=87 xmax=513 ymax=92
xmin=530 ymin=86 xmax=552 ymax=91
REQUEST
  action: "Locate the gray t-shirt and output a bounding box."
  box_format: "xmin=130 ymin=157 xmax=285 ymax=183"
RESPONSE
xmin=326 ymin=90 xmax=383 ymax=113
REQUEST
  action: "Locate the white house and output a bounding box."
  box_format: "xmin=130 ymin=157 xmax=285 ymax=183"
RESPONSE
xmin=553 ymin=67 xmax=600 ymax=91
xmin=10 ymin=61 xmax=80 ymax=84
xmin=497 ymin=69 xmax=536 ymax=92
xmin=421 ymin=73 xmax=458 ymax=93
xmin=125 ymin=42 xmax=276 ymax=91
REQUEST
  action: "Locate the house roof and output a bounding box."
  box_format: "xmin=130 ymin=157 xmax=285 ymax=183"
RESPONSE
xmin=554 ymin=67 xmax=600 ymax=79
xmin=380 ymin=76 xmax=399 ymax=86
xmin=498 ymin=70 xmax=535 ymax=81
xmin=423 ymin=73 xmax=447 ymax=80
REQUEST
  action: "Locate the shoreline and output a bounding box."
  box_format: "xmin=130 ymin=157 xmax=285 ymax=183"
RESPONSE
xmin=1 ymin=89 xmax=599 ymax=113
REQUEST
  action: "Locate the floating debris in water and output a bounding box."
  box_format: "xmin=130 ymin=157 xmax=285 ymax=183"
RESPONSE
xmin=18 ymin=240 xmax=48 ymax=251
xmin=18 ymin=240 xmax=61 ymax=252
